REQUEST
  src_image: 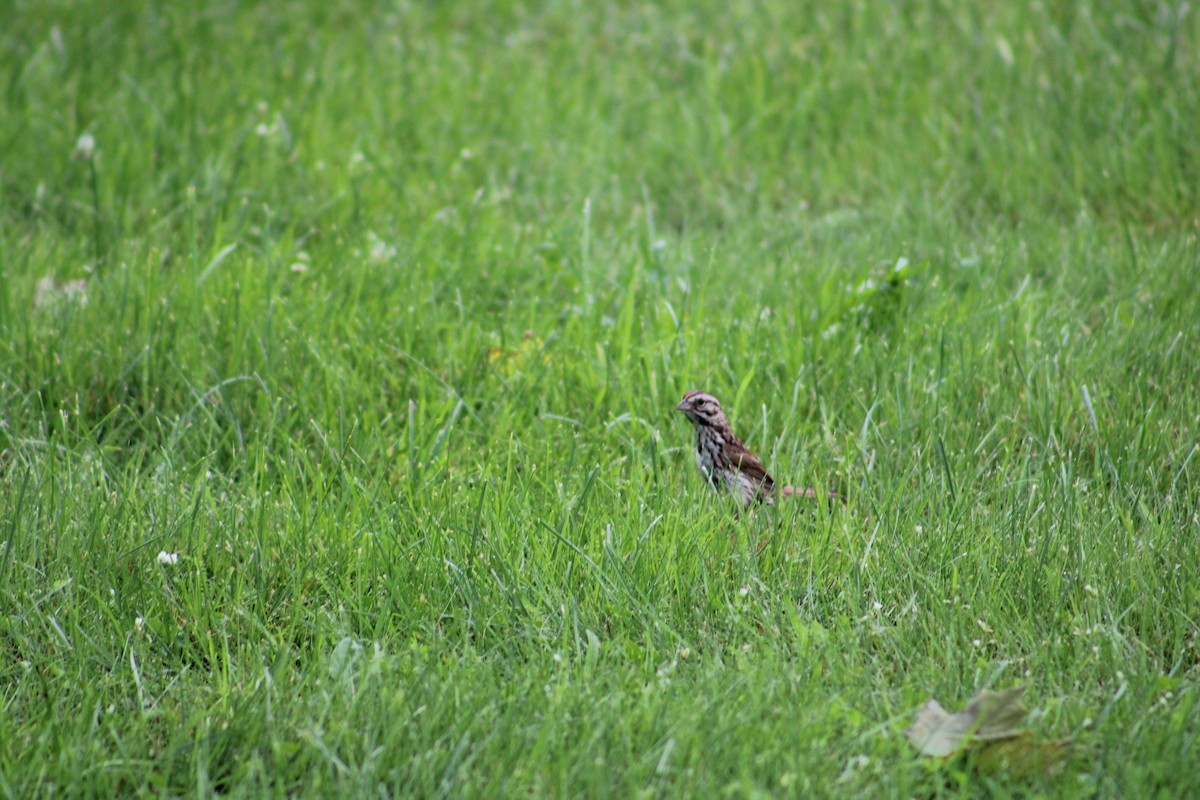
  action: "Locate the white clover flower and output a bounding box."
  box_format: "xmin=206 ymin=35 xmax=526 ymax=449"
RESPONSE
xmin=366 ymin=231 xmax=396 ymax=263
xmin=35 ymin=277 xmax=88 ymax=309
xmin=156 ymin=551 xmax=179 ymax=565
xmin=74 ymin=132 xmax=96 ymax=161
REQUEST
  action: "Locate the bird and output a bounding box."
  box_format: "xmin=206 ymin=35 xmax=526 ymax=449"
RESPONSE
xmin=674 ymin=390 xmax=839 ymax=509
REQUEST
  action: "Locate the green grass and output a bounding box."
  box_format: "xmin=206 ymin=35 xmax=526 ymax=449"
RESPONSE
xmin=2 ymin=0 xmax=1199 ymax=796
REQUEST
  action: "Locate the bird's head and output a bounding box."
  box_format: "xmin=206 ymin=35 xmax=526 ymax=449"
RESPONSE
xmin=675 ymin=390 xmax=728 ymax=428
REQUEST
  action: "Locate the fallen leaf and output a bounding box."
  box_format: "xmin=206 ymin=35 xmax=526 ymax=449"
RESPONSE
xmin=905 ymin=686 xmax=1029 ymax=757
xmin=904 ymin=686 xmax=1074 ymax=779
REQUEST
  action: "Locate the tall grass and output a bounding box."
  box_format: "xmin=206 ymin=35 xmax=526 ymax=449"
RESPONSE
xmin=1 ymin=0 xmax=1198 ymax=796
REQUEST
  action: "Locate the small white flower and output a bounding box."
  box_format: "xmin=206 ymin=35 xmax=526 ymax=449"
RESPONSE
xmin=62 ymin=279 xmax=88 ymax=305
xmin=156 ymin=551 xmax=179 ymax=565
xmin=366 ymin=231 xmax=396 ymax=263
xmin=739 ymin=585 xmax=750 ymax=597
xmin=289 ymin=262 xmax=309 ymax=273
xmin=552 ymin=652 xmax=562 ymax=663
xmin=35 ymin=277 xmax=88 ymax=309
xmin=135 ymin=616 xmax=145 ymax=631
xmin=74 ymin=132 xmax=96 ymax=161
xmin=255 ymin=122 xmax=273 ymax=137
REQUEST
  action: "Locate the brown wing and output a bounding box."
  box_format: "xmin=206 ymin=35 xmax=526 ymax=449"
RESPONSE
xmin=724 ymin=438 xmax=775 ymax=498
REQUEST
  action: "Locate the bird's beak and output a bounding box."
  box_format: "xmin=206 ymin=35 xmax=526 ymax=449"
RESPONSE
xmin=675 ymin=400 xmax=688 ymax=411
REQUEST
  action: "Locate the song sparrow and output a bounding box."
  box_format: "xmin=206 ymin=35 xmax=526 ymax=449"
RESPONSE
xmin=675 ymin=390 xmax=837 ymax=509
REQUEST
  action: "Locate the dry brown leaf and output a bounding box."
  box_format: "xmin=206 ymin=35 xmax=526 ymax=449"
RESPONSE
xmin=904 ymin=686 xmax=1029 ymax=757
xmin=904 ymin=686 xmax=1073 ymax=779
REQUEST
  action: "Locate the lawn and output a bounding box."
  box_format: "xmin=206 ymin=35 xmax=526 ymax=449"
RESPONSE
xmin=1 ymin=0 xmax=1198 ymax=796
